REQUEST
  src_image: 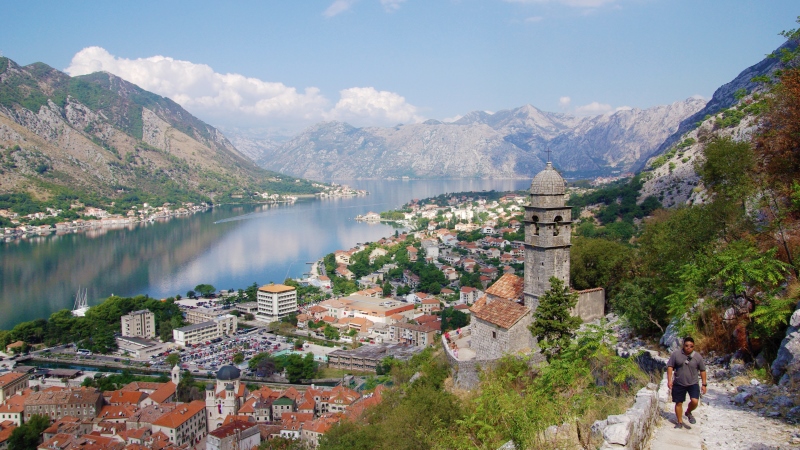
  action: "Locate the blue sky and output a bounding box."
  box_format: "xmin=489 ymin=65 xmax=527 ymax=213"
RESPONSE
xmin=1 ymin=1 xmax=797 ymax=136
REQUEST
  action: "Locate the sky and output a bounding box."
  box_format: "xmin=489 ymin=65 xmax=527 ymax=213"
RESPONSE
xmin=1 ymin=1 xmax=797 ymax=137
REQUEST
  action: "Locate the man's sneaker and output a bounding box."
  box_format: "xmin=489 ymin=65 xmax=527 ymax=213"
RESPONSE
xmin=686 ymin=413 xmax=696 ymax=424
xmin=674 ymin=423 xmax=683 ymax=429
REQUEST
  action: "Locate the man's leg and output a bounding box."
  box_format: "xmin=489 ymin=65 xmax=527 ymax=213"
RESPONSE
xmin=686 ymin=398 xmax=699 ymax=415
xmin=675 ymin=401 xmax=684 ymax=424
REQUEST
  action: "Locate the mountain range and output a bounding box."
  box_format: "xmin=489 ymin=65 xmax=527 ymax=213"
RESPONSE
xmin=0 ymin=57 xmax=320 ymax=204
xmin=236 ymin=98 xmax=706 ymax=180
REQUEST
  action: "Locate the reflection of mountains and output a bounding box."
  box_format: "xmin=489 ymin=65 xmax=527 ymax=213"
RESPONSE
xmin=0 ymin=210 xmax=240 ymax=330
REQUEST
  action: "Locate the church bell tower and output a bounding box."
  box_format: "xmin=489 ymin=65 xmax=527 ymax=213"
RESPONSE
xmin=523 ymin=161 xmax=572 ymax=311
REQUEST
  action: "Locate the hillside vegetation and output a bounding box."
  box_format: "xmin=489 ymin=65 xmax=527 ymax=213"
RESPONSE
xmin=0 ymin=57 xmax=323 ymax=217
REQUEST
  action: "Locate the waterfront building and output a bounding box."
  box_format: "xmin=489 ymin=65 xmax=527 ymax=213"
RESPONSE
xmin=120 ymin=310 xmax=156 ymax=339
xmin=389 ymin=322 xmax=440 ymax=347
xmin=0 ymin=372 xmax=29 ymax=404
xmin=256 ymin=284 xmax=297 ymax=323
xmin=172 ymin=314 xmax=237 ymax=348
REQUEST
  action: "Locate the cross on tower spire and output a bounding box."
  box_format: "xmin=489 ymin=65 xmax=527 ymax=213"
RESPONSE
xmin=545 ymin=148 xmax=552 ymax=164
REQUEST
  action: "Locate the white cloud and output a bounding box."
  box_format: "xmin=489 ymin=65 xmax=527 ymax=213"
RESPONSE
xmin=524 ymin=15 xmax=544 ymax=23
xmin=443 ymin=115 xmax=463 ymax=123
xmin=574 ymin=101 xmax=613 ymax=116
xmin=691 ymin=94 xmax=707 ymax=100
xmin=65 ymin=47 xmax=422 ymax=132
xmin=558 ymin=96 xmax=571 ymax=108
xmin=325 ymin=87 xmax=423 ymax=126
xmin=614 ymin=105 xmax=632 ymax=112
xmin=324 ymin=0 xmax=359 ymax=17
xmin=381 ymin=0 xmax=407 ymax=12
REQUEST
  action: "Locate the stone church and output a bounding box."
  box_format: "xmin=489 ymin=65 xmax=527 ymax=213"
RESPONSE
xmin=467 ymin=162 xmax=604 ymax=360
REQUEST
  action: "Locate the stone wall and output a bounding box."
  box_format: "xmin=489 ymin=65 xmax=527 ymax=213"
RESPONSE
xmin=573 ymin=288 xmax=605 ymax=322
xmin=594 ymin=384 xmax=661 ymax=450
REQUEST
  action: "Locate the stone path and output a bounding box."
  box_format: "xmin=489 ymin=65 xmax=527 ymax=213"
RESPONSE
xmin=649 ymin=380 xmax=800 ymax=450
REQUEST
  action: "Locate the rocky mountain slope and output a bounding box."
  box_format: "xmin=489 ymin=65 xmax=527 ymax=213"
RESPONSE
xmin=0 ymin=57 xmax=319 ymax=203
xmin=246 ymin=99 xmax=705 ymax=180
xmin=639 ymin=40 xmax=798 ymax=207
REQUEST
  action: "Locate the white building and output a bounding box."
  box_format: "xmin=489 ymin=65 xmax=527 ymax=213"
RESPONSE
xmin=121 ymin=310 xmax=156 ymax=339
xmin=256 ymin=284 xmax=297 ymax=323
xmin=172 ymin=314 xmax=237 ymax=347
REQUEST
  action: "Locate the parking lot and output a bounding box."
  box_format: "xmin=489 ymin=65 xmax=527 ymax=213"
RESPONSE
xmin=149 ymin=328 xmax=296 ymax=376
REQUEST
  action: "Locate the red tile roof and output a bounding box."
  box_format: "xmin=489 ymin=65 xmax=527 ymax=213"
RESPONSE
xmin=485 ymin=273 xmax=524 ymax=301
xmin=470 ymin=297 xmax=529 ymax=330
xmin=151 ymin=400 xmax=205 ymax=429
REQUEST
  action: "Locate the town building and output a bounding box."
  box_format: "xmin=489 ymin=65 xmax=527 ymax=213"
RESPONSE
xmin=120 ymin=310 xmax=156 ymax=339
xmin=184 ymin=307 xmax=231 ymax=325
xmin=24 ymin=388 xmax=103 ymax=422
xmin=151 ymin=400 xmax=208 ymax=447
xmin=389 ymin=322 xmax=440 ymax=347
xmin=327 ymin=343 xmax=421 ymax=372
xmin=234 ymin=302 xmax=259 ymax=316
xmin=206 ymin=419 xmax=261 ymax=450
xmin=256 ymin=284 xmax=298 ymax=323
xmin=172 ymin=314 xmax=237 ymax=347
xmin=0 ymin=373 xmax=29 ymax=404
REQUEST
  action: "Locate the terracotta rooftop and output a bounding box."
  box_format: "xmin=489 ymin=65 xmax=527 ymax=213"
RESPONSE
xmin=120 ymin=381 xmax=165 ymax=392
xmin=127 ymin=403 xmax=177 ymax=425
xmin=470 ymin=297 xmax=529 ymax=330
xmin=108 ymin=390 xmax=147 ymax=405
xmin=25 ymin=388 xmax=101 ymax=406
xmin=210 ymin=420 xmax=258 ymax=439
xmin=151 ymin=400 xmax=205 ymax=429
xmin=147 ymin=381 xmax=176 ymax=404
xmin=485 ymin=273 xmax=524 ymax=301
xmin=0 ymin=372 xmax=26 ymax=388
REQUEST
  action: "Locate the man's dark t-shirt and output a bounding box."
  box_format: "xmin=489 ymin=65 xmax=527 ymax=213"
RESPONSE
xmin=667 ymin=349 xmax=706 ymax=386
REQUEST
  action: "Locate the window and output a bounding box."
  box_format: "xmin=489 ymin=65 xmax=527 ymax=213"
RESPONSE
xmin=492 ymin=331 xmax=497 ymax=339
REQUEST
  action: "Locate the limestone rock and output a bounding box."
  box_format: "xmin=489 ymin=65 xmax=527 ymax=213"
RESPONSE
xmin=659 ymin=320 xmax=681 ymax=353
xmin=733 ymin=392 xmax=752 ymax=405
xmin=603 ymin=422 xmax=631 ymax=446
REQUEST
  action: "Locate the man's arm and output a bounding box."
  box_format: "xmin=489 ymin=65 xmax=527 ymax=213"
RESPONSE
xmin=667 ymin=366 xmax=674 ymax=389
xmin=700 ymin=370 xmax=707 ymax=394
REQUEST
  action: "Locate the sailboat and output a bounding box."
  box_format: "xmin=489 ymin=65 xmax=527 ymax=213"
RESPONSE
xmin=72 ymin=287 xmax=89 ymax=317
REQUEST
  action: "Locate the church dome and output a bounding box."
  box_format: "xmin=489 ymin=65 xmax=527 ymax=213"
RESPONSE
xmin=529 ymin=162 xmax=565 ymax=195
xmin=216 ymin=365 xmax=241 ymax=381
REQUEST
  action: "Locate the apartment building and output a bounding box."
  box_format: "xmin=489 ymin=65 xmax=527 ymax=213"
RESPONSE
xmin=172 ymin=314 xmax=238 ymax=347
xmin=256 ymin=284 xmax=297 ymax=323
xmin=121 ymin=310 xmax=156 ymax=339
xmin=184 ymin=307 xmax=230 ymax=325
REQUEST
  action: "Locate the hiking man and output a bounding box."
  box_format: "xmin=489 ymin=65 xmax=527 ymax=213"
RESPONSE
xmin=667 ymin=336 xmax=707 ymax=428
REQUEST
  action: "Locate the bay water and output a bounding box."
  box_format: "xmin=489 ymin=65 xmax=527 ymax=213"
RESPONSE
xmin=0 ymin=179 xmax=530 ymax=330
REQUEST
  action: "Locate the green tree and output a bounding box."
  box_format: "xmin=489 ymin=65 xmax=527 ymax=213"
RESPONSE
xmin=529 ymin=277 xmax=581 ymax=361
xmin=165 ymin=353 xmax=180 ymax=368
xmin=186 ymin=290 xmax=196 ymax=299
xmin=233 ymin=352 xmax=245 ymax=365
xmin=323 ymin=324 xmax=340 ymax=341
xmin=194 ymin=284 xmax=216 ymax=297
xmin=382 ymin=282 xmax=393 ymax=297
xmin=8 ymin=414 xmax=49 ymax=450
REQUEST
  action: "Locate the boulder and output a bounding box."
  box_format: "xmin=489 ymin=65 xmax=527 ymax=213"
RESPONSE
xmin=772 ymin=330 xmax=800 ymax=380
xmin=733 ymin=391 xmax=752 ymax=405
xmin=660 ymin=320 xmax=682 ymax=352
xmin=771 ymin=395 xmax=795 ymax=408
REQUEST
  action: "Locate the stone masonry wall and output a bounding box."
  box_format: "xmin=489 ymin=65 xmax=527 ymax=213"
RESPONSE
xmin=573 ymin=288 xmax=605 ymax=323
xmin=595 ymin=384 xmax=661 ymax=450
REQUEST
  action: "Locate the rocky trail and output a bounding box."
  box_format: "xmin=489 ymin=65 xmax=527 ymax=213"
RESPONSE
xmin=649 ymin=375 xmax=800 ymax=449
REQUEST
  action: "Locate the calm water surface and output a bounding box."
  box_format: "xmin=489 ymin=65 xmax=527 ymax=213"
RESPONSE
xmin=0 ymin=179 xmax=529 ymax=330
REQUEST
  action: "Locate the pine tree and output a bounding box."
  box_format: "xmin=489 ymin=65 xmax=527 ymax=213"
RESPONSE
xmin=529 ymin=277 xmax=581 ymax=361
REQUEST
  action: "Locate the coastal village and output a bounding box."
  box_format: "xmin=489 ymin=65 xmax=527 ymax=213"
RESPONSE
xmin=0 ymin=184 xmax=366 ymax=242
